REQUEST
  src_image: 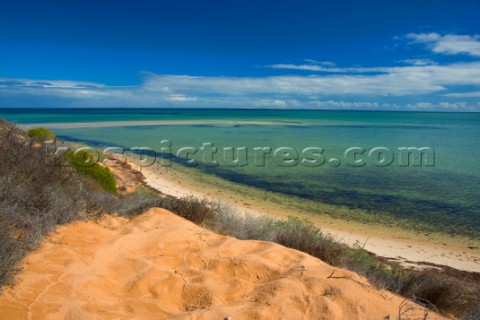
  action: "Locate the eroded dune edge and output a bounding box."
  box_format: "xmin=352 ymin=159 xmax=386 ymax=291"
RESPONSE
xmin=0 ymin=208 xmax=443 ymax=320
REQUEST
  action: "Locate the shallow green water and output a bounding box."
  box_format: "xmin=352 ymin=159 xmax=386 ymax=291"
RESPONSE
xmin=2 ymin=109 xmax=479 ymax=237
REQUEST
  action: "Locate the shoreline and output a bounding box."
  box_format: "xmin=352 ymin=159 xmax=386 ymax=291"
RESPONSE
xmin=115 ymin=159 xmax=480 ymax=273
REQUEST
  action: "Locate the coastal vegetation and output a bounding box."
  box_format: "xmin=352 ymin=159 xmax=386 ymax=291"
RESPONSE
xmin=65 ymin=149 xmax=117 ymax=192
xmin=26 ymin=127 xmax=55 ymax=141
xmin=0 ymin=119 xmax=479 ymax=319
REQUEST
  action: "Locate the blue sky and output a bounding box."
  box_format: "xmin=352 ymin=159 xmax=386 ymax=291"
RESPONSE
xmin=1 ymin=0 xmax=480 ymax=111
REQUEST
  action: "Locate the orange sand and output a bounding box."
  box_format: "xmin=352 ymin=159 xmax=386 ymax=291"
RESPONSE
xmin=0 ymin=208 xmax=444 ymax=320
xmin=137 ymin=164 xmax=480 ymax=273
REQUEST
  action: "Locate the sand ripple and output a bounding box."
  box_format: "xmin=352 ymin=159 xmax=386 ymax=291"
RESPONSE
xmin=0 ymin=209 xmax=444 ymax=319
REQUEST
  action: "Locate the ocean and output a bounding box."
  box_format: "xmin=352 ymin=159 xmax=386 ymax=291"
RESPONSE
xmin=2 ymin=108 xmax=479 ymax=238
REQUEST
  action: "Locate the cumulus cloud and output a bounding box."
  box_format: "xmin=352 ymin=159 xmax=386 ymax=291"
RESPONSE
xmin=144 ymin=62 xmax=480 ymax=97
xmin=1 ymin=61 xmax=480 ymax=110
xmin=1 ymin=32 xmax=480 ymax=111
xmin=406 ymin=33 xmax=480 ymax=57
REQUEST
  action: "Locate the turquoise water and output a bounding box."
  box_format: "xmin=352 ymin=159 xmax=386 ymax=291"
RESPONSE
xmin=2 ymin=109 xmax=479 ymax=237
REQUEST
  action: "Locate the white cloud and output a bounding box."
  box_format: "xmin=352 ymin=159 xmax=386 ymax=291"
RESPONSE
xmin=306 ymin=100 xmax=379 ymax=109
xmin=254 ymin=99 xmax=288 ymax=107
xmin=167 ymin=94 xmax=198 ymax=102
xmin=267 ymin=63 xmax=386 ymax=73
xmin=143 ymin=62 xmax=480 ymax=97
xmin=406 ymin=33 xmax=480 ymax=57
xmin=443 ymin=91 xmax=480 ymax=98
xmin=303 ymin=59 xmax=336 ymax=67
xmin=2 ymin=31 xmax=480 ymax=112
xmin=407 ymin=101 xmax=469 ymax=110
xmin=2 ymin=61 xmax=480 ymax=109
xmin=268 ymin=63 xmax=329 ymax=72
xmin=0 ymin=78 xmax=105 ymax=89
xmin=407 ymin=102 xmax=433 ymax=110
xmin=1 ymin=77 xmax=477 ymax=111
xmin=406 ymin=32 xmax=442 ymax=43
xmin=397 ymin=59 xmax=437 ymax=66
xmin=268 ymin=59 xmax=337 ymax=71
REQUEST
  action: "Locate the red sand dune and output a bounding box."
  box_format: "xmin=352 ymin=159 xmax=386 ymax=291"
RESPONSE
xmin=0 ymin=209 xmax=444 ymax=319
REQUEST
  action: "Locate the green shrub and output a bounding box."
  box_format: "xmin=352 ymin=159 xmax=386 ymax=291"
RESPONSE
xmin=27 ymin=127 xmax=55 ymax=141
xmin=66 ymin=150 xmax=117 ymax=192
xmin=133 ymin=187 xmax=159 ymax=198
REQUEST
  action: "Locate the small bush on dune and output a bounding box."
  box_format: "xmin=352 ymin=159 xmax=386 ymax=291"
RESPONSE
xmin=66 ymin=150 xmax=117 ymax=192
xmin=113 ymin=194 xmax=218 ymax=226
xmin=80 ymin=180 xmax=120 ymax=219
xmin=400 ymin=271 xmax=480 ymax=317
xmin=270 ymin=216 xmax=346 ymax=266
xmin=160 ymin=196 xmax=218 ymax=225
xmin=132 ymin=187 xmax=159 ymax=199
xmin=343 ymin=245 xmax=412 ymax=291
xmin=27 ymin=127 xmax=55 ymax=141
xmin=212 ymin=206 xmax=275 ymax=241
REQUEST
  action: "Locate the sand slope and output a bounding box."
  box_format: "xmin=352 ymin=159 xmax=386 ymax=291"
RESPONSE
xmin=0 ymin=209 xmax=443 ymax=320
xmin=138 ymin=164 xmax=480 ymax=273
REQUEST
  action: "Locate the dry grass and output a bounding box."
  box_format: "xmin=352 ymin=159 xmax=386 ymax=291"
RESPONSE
xmin=0 ymin=121 xmax=82 ymax=285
